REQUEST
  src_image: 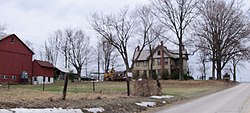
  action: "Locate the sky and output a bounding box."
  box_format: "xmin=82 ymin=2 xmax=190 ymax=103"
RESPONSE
xmin=0 ymin=0 xmax=250 ymax=81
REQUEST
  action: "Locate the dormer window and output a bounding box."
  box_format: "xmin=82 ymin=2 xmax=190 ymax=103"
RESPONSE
xmin=11 ymin=37 xmax=14 ymax=44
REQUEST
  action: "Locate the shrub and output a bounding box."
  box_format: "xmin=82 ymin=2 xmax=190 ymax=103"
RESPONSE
xmin=152 ymin=71 xmax=158 ymax=80
xmin=161 ymin=70 xmax=169 ymax=80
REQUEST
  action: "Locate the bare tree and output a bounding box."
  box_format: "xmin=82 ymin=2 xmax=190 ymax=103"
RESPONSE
xmin=67 ymin=28 xmax=91 ymax=81
xmin=91 ymin=7 xmax=152 ymax=96
xmin=24 ymin=40 xmax=35 ymax=52
xmin=197 ymin=49 xmax=210 ymax=80
xmin=57 ymin=29 xmax=70 ymax=68
xmin=229 ymin=49 xmax=250 ymax=82
xmin=99 ymin=38 xmax=116 ymax=72
xmin=133 ymin=5 xmax=165 ymax=96
xmin=194 ymin=0 xmax=250 ymax=80
xmin=0 ymin=24 xmax=6 ymax=36
xmin=152 ymin=0 xmax=198 ymax=80
xmin=43 ymin=32 xmax=60 ymax=66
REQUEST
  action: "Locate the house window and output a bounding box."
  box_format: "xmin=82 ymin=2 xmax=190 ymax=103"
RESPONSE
xmin=157 ymin=50 xmax=161 ymax=56
xmin=165 ymin=59 xmax=168 ymax=65
xmin=157 ymin=59 xmax=161 ymax=65
xmin=48 ymin=77 xmax=51 ymax=82
xmin=136 ymin=62 xmax=140 ymax=67
xmin=11 ymin=37 xmax=14 ymax=44
xmin=34 ymin=77 xmax=37 ymax=81
xmin=12 ymin=76 xmax=16 ymax=80
xmin=2 ymin=75 xmax=7 ymax=79
xmin=143 ymin=61 xmax=147 ymax=67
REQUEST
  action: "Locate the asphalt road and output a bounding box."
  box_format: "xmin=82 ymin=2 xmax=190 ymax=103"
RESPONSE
xmin=156 ymin=83 xmax=250 ymax=113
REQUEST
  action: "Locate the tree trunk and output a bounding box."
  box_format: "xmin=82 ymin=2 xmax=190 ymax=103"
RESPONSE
xmin=203 ymin=61 xmax=206 ymax=80
xmin=216 ymin=48 xmax=222 ymax=80
xmin=150 ymin=49 xmax=154 ymax=79
xmin=212 ymin=52 xmax=216 ymax=80
xmin=233 ymin=64 xmax=236 ymax=82
xmin=160 ymin=41 xmax=164 ymax=78
xmin=64 ymin=55 xmax=68 ymax=68
xmin=77 ymin=68 xmax=81 ymax=81
xmin=179 ymin=41 xmax=183 ymax=80
xmin=216 ymin=59 xmax=222 ymax=80
xmin=125 ymin=63 xmax=130 ymax=96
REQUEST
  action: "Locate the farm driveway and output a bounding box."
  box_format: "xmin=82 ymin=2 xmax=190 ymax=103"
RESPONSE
xmin=156 ymin=83 xmax=250 ymax=113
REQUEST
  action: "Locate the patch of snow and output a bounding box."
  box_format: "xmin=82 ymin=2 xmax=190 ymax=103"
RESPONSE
xmin=150 ymin=95 xmax=174 ymax=99
xmin=84 ymin=107 xmax=105 ymax=113
xmin=0 ymin=108 xmax=83 ymax=113
xmin=138 ymin=78 xmax=142 ymax=81
xmin=0 ymin=85 xmax=2 ymax=87
xmin=162 ymin=101 xmax=166 ymax=104
xmin=135 ymin=102 xmax=156 ymax=107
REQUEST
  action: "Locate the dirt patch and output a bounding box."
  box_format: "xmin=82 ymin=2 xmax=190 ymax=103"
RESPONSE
xmin=0 ymin=80 xmax=237 ymax=113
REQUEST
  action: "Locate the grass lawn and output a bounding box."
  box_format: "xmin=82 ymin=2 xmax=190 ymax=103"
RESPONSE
xmin=0 ymin=80 xmax=232 ymax=99
xmin=0 ymin=80 xmax=234 ymax=113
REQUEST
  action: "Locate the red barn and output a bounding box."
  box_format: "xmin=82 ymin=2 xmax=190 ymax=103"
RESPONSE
xmin=0 ymin=34 xmax=34 ymax=84
xmin=32 ymin=60 xmax=54 ymax=84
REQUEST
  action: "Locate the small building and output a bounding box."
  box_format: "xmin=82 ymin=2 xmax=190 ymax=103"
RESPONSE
xmin=54 ymin=66 xmax=77 ymax=80
xmin=0 ymin=34 xmax=34 ymax=84
xmin=32 ymin=60 xmax=54 ymax=85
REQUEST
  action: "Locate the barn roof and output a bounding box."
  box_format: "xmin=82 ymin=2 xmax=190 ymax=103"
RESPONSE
xmin=34 ymin=60 xmax=54 ymax=68
xmin=0 ymin=34 xmax=35 ymax=54
xmin=0 ymin=34 xmax=12 ymax=40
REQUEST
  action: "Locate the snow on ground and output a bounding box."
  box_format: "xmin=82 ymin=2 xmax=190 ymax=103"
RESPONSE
xmin=0 ymin=108 xmax=83 ymax=113
xmin=135 ymin=102 xmax=156 ymax=107
xmin=84 ymin=107 xmax=105 ymax=113
xmin=150 ymin=95 xmax=174 ymax=99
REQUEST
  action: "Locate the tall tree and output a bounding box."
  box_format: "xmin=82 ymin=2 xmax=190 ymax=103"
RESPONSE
xmin=133 ymin=5 xmax=165 ymax=96
xmin=152 ymin=0 xmax=198 ymax=80
xmin=194 ymin=0 xmax=250 ymax=80
xmin=99 ymin=38 xmax=116 ymax=72
xmin=197 ymin=49 xmax=210 ymax=80
xmin=229 ymin=49 xmax=250 ymax=82
xmin=91 ymin=8 xmax=150 ymax=96
xmin=58 ymin=29 xmax=70 ymax=68
xmin=43 ymin=31 xmax=60 ymax=66
xmin=67 ymin=28 xmax=91 ymax=81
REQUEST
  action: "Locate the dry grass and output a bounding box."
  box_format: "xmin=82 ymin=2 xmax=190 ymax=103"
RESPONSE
xmin=0 ymin=80 xmax=232 ymax=100
xmin=0 ymin=80 xmax=235 ymax=113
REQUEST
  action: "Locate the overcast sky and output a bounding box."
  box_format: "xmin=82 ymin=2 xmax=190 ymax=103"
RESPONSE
xmin=1 ymin=0 xmax=250 ymax=81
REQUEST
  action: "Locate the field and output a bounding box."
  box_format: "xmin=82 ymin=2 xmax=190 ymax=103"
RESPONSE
xmin=0 ymin=80 xmax=236 ymax=113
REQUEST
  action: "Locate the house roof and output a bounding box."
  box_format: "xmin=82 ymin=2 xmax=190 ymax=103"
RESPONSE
xmin=55 ymin=66 xmax=77 ymax=74
xmin=133 ymin=44 xmax=188 ymax=61
xmin=134 ymin=50 xmax=150 ymax=61
xmin=34 ymin=60 xmax=54 ymax=68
